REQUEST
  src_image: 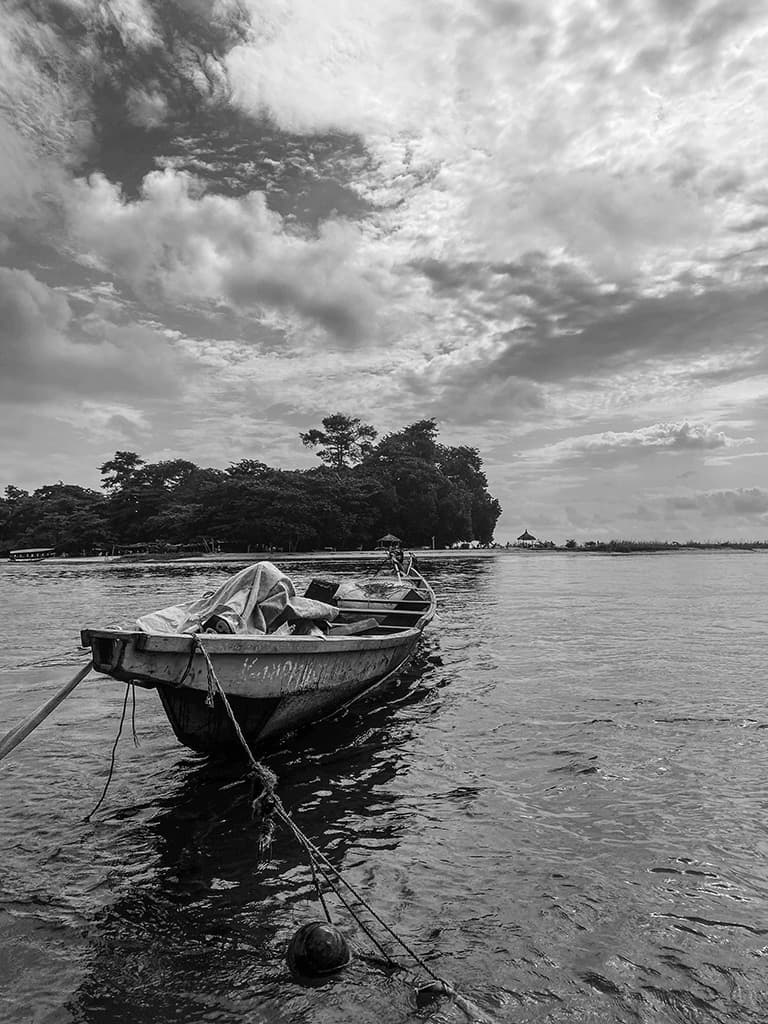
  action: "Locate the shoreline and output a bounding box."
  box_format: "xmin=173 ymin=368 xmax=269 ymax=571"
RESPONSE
xmin=4 ymin=544 xmax=766 ymax=566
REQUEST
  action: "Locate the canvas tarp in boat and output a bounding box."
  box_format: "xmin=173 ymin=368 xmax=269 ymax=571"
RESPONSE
xmin=136 ymin=561 xmax=339 ymax=635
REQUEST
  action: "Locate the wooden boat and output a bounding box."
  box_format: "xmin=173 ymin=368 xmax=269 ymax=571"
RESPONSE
xmin=9 ymin=546 xmax=56 ymax=561
xmin=80 ymin=557 xmax=436 ymax=755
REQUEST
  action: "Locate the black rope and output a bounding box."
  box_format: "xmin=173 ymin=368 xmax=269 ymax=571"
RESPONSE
xmin=301 ymin=840 xmax=401 ymax=969
xmin=175 ymin=639 xmax=197 ymax=688
xmin=84 ymin=684 xmax=130 ymax=822
xmin=308 ymin=853 xmax=333 ymax=925
xmin=284 ymin=811 xmax=441 ymax=981
xmin=130 ymin=684 xmax=140 ymax=747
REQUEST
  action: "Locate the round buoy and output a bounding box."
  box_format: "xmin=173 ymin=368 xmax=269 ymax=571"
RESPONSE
xmin=286 ymin=921 xmax=351 ymax=976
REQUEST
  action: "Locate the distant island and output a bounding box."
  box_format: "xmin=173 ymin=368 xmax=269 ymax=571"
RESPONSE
xmin=501 ymin=532 xmax=768 ymax=552
xmin=0 ymin=416 xmax=502 ymax=558
xmin=508 ymin=539 xmax=768 ymax=553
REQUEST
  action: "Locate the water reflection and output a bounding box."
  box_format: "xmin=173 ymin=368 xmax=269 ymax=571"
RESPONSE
xmin=66 ymin=643 xmax=442 ymax=1024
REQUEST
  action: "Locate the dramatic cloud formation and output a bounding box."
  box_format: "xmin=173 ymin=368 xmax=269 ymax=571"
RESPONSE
xmin=72 ymin=169 xmax=383 ymax=341
xmin=3 ymin=0 xmax=768 ymax=539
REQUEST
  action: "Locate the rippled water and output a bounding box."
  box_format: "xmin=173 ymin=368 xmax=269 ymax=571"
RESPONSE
xmin=1 ymin=551 xmax=767 ymax=1023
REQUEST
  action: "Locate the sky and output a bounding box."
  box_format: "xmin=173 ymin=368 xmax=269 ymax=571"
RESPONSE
xmin=3 ymin=0 xmax=768 ymax=543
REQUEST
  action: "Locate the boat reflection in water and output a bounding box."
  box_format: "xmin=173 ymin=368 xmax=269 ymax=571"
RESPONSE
xmin=67 ymin=641 xmax=445 ymax=1024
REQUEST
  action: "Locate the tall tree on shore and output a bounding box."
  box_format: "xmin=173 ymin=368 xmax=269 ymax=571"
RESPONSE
xmin=373 ymin=419 xmax=441 ymax=465
xmin=100 ymin=451 xmax=145 ymax=492
xmin=300 ymin=413 xmax=378 ymax=470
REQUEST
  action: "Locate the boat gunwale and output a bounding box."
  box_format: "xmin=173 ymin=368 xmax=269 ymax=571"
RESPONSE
xmin=81 ymin=567 xmax=436 ymax=657
xmin=80 ymin=624 xmax=429 ymax=657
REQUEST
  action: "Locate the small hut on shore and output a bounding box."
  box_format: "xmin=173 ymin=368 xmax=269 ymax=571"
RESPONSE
xmin=516 ymin=530 xmax=536 ymax=548
xmin=377 ymin=533 xmax=402 ymax=550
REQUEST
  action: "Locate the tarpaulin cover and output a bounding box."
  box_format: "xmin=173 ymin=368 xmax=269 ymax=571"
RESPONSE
xmin=136 ymin=561 xmax=339 ymax=635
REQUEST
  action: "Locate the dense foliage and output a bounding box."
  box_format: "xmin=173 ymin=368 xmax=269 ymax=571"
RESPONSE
xmin=0 ymin=417 xmax=502 ymax=554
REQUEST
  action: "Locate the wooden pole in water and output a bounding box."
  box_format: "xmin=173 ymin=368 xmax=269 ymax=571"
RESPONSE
xmin=0 ymin=661 xmax=93 ymax=763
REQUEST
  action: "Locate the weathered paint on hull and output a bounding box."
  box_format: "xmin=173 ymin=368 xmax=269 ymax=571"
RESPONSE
xmin=156 ymin=665 xmax=403 ymax=754
xmin=156 ymin=685 xmax=283 ymax=753
xmin=84 ymin=628 xmax=422 ymax=754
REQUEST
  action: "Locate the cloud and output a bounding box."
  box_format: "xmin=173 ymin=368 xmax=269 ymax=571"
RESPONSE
xmin=685 ymin=1 xmax=763 ymax=52
xmin=0 ymin=266 xmax=73 ymax=382
xmin=409 ymin=263 xmax=768 ymax=420
xmin=125 ymin=85 xmax=170 ymax=128
xmin=0 ymin=0 xmax=242 ymax=188
xmin=666 ymin=486 xmax=768 ymax=518
xmin=0 ymin=266 xmax=189 ymax=403
xmin=499 ymin=170 xmax=710 ymax=278
xmin=0 ymin=120 xmax=63 ymax=230
xmin=508 ymin=421 xmax=756 ymax=479
xmin=222 ymin=0 xmax=766 ymax=284
xmin=53 ymin=400 xmax=151 ymax=443
xmin=101 ymin=0 xmax=162 ymax=49
xmin=561 ymin=421 xmax=753 ymax=455
xmin=224 ymin=0 xmax=438 ymax=138
xmin=71 ymin=168 xmax=386 ymax=342
xmin=413 ymin=361 xmax=546 ymax=426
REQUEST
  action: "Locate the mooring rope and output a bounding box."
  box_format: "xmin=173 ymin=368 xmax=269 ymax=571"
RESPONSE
xmin=194 ymin=634 xmax=438 ymax=976
xmin=85 ymin=683 xmax=132 ymax=822
xmin=192 ymin=634 xmax=496 ymax=1022
xmin=130 ymin=686 xmax=140 ymax=747
xmin=308 ymin=853 xmax=333 ymax=924
xmin=0 ymin=649 xmax=91 ymax=672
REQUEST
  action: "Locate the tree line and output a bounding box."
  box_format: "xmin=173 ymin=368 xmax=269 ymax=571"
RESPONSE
xmin=0 ymin=416 xmax=502 ymax=555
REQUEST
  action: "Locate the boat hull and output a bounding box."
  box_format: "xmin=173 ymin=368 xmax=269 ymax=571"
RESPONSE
xmin=81 ymin=628 xmax=424 ymax=754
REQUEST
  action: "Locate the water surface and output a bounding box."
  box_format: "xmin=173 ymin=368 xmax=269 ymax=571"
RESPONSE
xmin=1 ymin=552 xmax=767 ymax=1022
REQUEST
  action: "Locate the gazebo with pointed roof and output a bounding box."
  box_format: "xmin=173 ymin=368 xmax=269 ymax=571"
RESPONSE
xmin=377 ymin=533 xmax=402 ymax=549
xmin=517 ymin=529 xmax=536 ymax=547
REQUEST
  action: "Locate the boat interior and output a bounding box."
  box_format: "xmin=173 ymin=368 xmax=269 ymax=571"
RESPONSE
xmin=305 ymin=574 xmax=433 ymax=637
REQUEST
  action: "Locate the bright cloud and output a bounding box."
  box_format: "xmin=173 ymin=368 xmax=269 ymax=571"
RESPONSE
xmin=71 ymin=168 xmax=388 ymax=343
xmin=553 ymin=421 xmax=753 ymax=458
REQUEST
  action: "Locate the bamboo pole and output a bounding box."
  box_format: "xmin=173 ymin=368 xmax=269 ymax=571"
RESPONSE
xmin=0 ymin=661 xmax=93 ymax=763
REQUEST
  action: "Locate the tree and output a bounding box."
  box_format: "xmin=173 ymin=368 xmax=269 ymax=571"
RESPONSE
xmin=372 ymin=419 xmax=440 ymax=466
xmin=4 ymin=485 xmax=29 ymax=505
xmin=365 ymin=421 xmax=501 ymax=545
xmin=100 ymin=451 xmax=145 ymax=492
xmin=439 ymin=445 xmax=486 ymax=490
xmin=469 ymin=491 xmax=502 ymax=544
xmin=0 ymin=483 xmax=109 ymax=553
xmin=226 ymin=460 xmax=272 ymax=478
xmin=300 ymin=413 xmax=378 ymax=470
xmin=0 ymin=486 xmax=36 ymax=550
